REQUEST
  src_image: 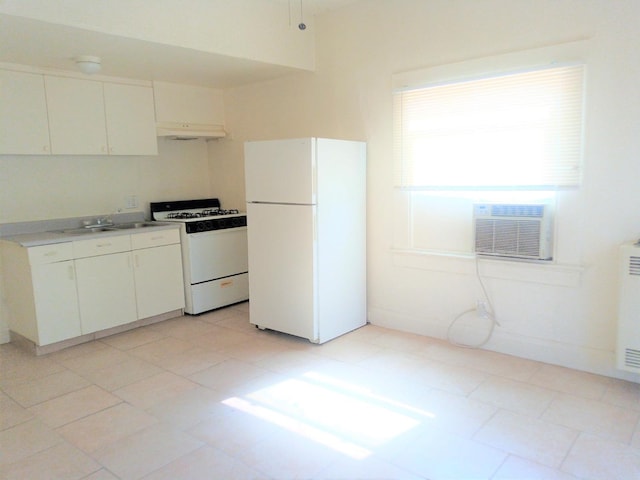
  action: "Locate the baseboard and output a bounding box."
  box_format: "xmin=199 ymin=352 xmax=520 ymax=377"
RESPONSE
xmin=6 ymin=309 xmax=184 ymax=355
xmin=368 ymin=307 xmax=640 ymax=383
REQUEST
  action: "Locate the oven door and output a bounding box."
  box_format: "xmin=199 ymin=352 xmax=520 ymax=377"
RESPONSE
xmin=186 ymin=227 xmax=248 ymax=284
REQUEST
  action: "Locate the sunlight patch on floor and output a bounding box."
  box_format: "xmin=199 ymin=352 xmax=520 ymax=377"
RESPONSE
xmin=222 ymin=370 xmax=435 ymax=459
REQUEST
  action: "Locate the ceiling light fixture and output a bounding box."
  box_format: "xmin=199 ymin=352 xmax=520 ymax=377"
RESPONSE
xmin=74 ymin=55 xmax=101 ymax=74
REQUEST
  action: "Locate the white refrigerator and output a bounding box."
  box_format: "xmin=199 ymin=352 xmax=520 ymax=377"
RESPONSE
xmin=244 ymin=137 xmax=367 ymax=343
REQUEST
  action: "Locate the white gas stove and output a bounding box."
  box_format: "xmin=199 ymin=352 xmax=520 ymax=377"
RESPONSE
xmin=150 ymin=198 xmax=249 ymax=314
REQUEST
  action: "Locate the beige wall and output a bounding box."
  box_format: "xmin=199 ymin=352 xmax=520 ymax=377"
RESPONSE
xmin=210 ymin=0 xmax=640 ymax=381
xmin=0 ymin=139 xmax=211 ymax=223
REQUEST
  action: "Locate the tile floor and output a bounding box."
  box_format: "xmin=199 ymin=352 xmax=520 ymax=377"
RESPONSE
xmin=1 ymin=302 xmax=640 ymax=479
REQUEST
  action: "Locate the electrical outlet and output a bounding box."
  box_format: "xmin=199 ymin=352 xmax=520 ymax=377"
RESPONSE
xmin=125 ymin=195 xmax=138 ymax=209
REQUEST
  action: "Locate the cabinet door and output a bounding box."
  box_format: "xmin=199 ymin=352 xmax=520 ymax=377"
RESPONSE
xmin=104 ymin=83 xmax=158 ymax=155
xmin=75 ymin=252 xmax=137 ymax=334
xmin=0 ymin=70 xmax=51 ymax=154
xmin=45 ymin=76 xmax=108 ymax=154
xmin=133 ymin=244 xmax=185 ymax=319
xmin=31 ymin=261 xmax=82 ymax=344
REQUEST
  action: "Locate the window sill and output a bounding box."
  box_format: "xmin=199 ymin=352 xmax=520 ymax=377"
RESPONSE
xmin=391 ymin=248 xmax=585 ymax=288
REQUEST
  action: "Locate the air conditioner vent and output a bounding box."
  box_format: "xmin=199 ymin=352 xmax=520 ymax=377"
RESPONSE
xmin=490 ymin=204 xmax=545 ymax=218
xmin=473 ymin=203 xmax=553 ymax=261
xmin=629 ymin=256 xmax=640 ymax=276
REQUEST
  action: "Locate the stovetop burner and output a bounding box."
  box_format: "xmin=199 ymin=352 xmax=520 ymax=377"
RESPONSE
xmin=165 ymin=209 xmax=240 ymax=219
xmin=150 ymin=199 xmax=246 ymax=234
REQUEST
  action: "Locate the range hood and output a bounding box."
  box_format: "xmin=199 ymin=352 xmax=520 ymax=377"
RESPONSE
xmin=156 ymin=122 xmax=226 ymax=140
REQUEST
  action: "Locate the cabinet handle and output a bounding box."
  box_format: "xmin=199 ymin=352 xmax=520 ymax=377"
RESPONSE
xmin=134 ymin=254 xmax=140 ymax=268
xmin=68 ymin=265 xmax=75 ymax=280
xmin=44 ymin=251 xmax=58 ymax=257
xmin=96 ymin=243 xmax=112 ymax=248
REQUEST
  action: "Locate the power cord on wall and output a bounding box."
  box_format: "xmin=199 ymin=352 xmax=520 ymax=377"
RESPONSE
xmin=447 ymin=256 xmax=501 ymax=349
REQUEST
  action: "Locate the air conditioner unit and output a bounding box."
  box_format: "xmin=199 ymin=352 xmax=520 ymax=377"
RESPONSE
xmin=473 ymin=203 xmax=553 ymax=261
xmin=617 ymin=242 xmax=640 ymax=373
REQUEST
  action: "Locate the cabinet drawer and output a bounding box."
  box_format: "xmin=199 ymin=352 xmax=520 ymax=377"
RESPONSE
xmin=28 ymin=243 xmax=74 ymax=265
xmin=73 ymin=235 xmax=131 ymax=258
xmin=131 ymin=228 xmax=180 ymax=249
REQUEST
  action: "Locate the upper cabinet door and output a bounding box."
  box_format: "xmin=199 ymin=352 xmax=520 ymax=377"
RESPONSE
xmin=0 ymin=70 xmax=51 ymax=154
xmin=45 ymin=76 xmax=108 ymax=155
xmin=104 ymin=83 xmax=158 ymax=155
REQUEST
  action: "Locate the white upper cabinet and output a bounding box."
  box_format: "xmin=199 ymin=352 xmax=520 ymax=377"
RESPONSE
xmin=0 ymin=70 xmax=51 ymax=154
xmin=43 ymin=75 xmax=158 ymax=156
xmin=45 ymin=76 xmax=108 ymax=155
xmin=104 ymin=83 xmax=158 ymax=155
xmin=153 ymin=81 xmax=225 ymax=134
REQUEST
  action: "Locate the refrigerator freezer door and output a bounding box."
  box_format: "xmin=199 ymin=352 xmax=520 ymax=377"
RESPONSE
xmin=247 ymin=202 xmax=318 ymax=341
xmin=245 ymin=138 xmax=315 ymax=205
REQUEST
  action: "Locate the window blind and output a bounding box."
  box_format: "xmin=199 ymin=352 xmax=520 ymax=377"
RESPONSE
xmin=393 ymin=64 xmax=585 ymax=190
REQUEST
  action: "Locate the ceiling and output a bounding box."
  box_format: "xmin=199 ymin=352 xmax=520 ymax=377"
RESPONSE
xmin=0 ymin=0 xmax=357 ymax=88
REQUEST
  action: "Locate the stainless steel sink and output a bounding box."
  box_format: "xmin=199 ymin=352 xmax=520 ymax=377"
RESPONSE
xmin=56 ymin=222 xmax=158 ymax=235
xmin=61 ymin=227 xmax=117 ymax=235
xmin=111 ymin=222 xmax=157 ymax=229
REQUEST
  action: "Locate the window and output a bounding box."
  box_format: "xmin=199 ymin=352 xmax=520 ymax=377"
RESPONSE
xmin=393 ymin=64 xmax=585 ymax=190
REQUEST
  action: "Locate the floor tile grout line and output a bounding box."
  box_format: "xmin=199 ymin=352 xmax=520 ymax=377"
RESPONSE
xmin=1 ymin=369 xmax=93 ymax=409
xmin=556 ymin=430 xmax=586 ymax=479
xmin=487 ymin=452 xmax=512 ymax=480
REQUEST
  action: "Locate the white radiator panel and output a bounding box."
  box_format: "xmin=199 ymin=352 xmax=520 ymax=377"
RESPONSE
xmin=617 ymin=243 xmax=640 ymax=373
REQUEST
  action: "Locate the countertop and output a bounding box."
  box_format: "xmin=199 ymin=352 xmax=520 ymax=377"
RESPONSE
xmin=0 ymin=212 xmax=181 ymax=247
xmin=2 ymin=222 xmax=180 ymax=247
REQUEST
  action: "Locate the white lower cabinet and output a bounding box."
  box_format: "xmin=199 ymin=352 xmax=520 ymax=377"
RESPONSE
xmin=132 ymin=229 xmax=185 ymax=319
xmin=30 ymin=260 xmax=83 ymax=344
xmin=74 ymin=251 xmax=138 ymax=334
xmin=1 ymin=242 xmax=82 ymax=346
xmin=3 ymin=228 xmax=184 ymax=349
xmin=72 ymin=231 xmax=184 ymax=334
